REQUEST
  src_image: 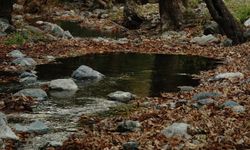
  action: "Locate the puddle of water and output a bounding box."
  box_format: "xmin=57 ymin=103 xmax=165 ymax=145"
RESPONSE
xmin=57 ymin=21 xmax=124 ymax=39
xmin=36 ymin=53 xmax=220 ymax=106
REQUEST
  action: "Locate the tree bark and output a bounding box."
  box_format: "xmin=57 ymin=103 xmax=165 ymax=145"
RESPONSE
xmin=0 ymin=0 xmax=14 ymax=23
xmin=204 ymin=0 xmax=246 ymax=45
xmin=159 ymin=0 xmax=184 ymax=30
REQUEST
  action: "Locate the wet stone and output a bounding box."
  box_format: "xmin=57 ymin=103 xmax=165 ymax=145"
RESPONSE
xmin=193 ymin=92 xmax=221 ymax=100
xmin=72 ymin=65 xmax=104 ymax=80
xmin=0 ymin=124 xmax=19 ymax=140
xmin=27 ymin=120 xmax=49 ymax=134
xmin=49 ymin=79 xmax=78 ymax=91
xmin=14 ymin=88 xmax=48 ymax=101
xmin=123 ymin=141 xmax=139 ymax=150
xmin=161 ymin=123 xmax=191 ymax=139
xmin=19 ymin=76 xmax=37 ymax=85
xmin=108 ymin=91 xmax=135 ymax=103
xmin=117 ymin=120 xmax=141 ymax=132
xmin=20 ymin=72 xmax=37 ymax=78
xmin=12 ymin=57 xmax=37 ymax=68
xmin=0 ymin=112 xmax=7 ymax=125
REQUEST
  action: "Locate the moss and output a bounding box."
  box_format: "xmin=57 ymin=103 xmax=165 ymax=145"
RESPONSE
xmin=4 ymin=32 xmax=27 ymax=46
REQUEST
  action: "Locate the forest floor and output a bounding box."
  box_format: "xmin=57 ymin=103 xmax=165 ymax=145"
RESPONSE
xmin=0 ymin=1 xmax=250 ymax=150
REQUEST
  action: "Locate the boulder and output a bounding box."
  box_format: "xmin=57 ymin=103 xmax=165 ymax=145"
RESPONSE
xmin=12 ymin=57 xmax=37 ymax=68
xmin=117 ymin=120 xmax=141 ymax=132
xmin=7 ymin=50 xmax=26 ymax=58
xmin=191 ymin=34 xmax=219 ymax=45
xmin=193 ymin=92 xmax=221 ymax=100
xmin=161 ymin=123 xmax=191 ymax=139
xmin=14 ymin=88 xmax=48 ymax=101
xmin=244 ymin=18 xmax=250 ymax=27
xmin=19 ymin=76 xmax=37 ymax=85
xmin=19 ymin=72 xmax=37 ymax=78
xmin=27 ymin=120 xmax=49 ymax=134
xmin=107 ymin=91 xmax=135 ymax=103
xmin=72 ymin=65 xmax=104 ymax=80
xmin=49 ymin=79 xmax=78 ymax=91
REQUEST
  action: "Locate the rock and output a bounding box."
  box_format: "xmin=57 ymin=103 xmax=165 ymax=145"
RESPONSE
xmin=117 ymin=120 xmax=141 ymax=132
xmin=193 ymin=92 xmax=221 ymax=100
xmin=197 ymin=98 xmax=214 ymax=105
xmin=162 ymin=31 xmax=186 ymax=40
xmin=123 ymin=141 xmax=139 ymax=150
xmin=0 ymin=112 xmax=7 ymax=125
xmin=222 ymin=101 xmax=240 ymax=107
xmin=0 ymin=32 xmax=7 ymax=37
xmin=191 ymin=34 xmax=219 ymax=45
xmin=203 ymin=21 xmax=221 ymax=35
xmin=0 ymin=124 xmax=19 ymax=140
xmin=72 ymin=65 xmax=104 ymax=80
xmin=14 ymin=120 xmax=49 ymax=134
xmin=211 ymin=72 xmax=244 ymax=81
xmin=7 ymin=50 xmax=26 ymax=58
xmin=177 ymin=86 xmax=194 ymax=92
xmin=14 ymin=88 xmax=48 ymax=101
xmin=47 ymin=141 xmax=63 ymax=147
xmin=232 ymin=105 xmax=245 ymax=113
xmin=24 ymin=25 xmax=43 ymax=34
xmin=27 ymin=120 xmax=49 ymax=134
xmin=244 ymin=18 xmax=250 ymax=27
xmin=107 ymin=91 xmax=135 ymax=103
xmin=169 ymin=99 xmax=188 ymax=109
xmin=37 ymin=21 xmax=73 ymax=39
xmin=49 ymin=79 xmax=78 ymax=91
xmin=161 ymin=123 xmax=191 ymax=139
xmin=19 ymin=76 xmax=37 ymax=85
xmin=13 ymin=124 xmax=29 ymax=133
xmin=44 ymin=55 xmax=56 ymax=62
xmin=12 ymin=57 xmax=37 ymax=68
xmin=222 ymin=38 xmax=233 ymax=47
xmin=19 ymin=72 xmax=37 ymax=78
xmin=0 ymin=18 xmax=14 ymax=33
xmin=49 ymin=90 xmax=77 ymax=99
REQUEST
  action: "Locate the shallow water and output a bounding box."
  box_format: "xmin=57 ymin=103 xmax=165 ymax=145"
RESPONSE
xmin=36 ymin=53 xmax=220 ymax=106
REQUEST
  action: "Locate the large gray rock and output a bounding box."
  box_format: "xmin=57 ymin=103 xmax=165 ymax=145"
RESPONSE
xmin=12 ymin=57 xmax=37 ymax=68
xmin=117 ymin=120 xmax=141 ymax=132
xmin=244 ymin=18 xmax=250 ymax=27
xmin=14 ymin=88 xmax=48 ymax=101
xmin=72 ymin=65 xmax=104 ymax=80
xmin=161 ymin=123 xmax=191 ymax=139
xmin=7 ymin=50 xmax=26 ymax=58
xmin=0 ymin=124 xmax=19 ymax=140
xmin=191 ymin=34 xmax=219 ymax=45
xmin=49 ymin=79 xmax=78 ymax=91
xmin=107 ymin=91 xmax=135 ymax=103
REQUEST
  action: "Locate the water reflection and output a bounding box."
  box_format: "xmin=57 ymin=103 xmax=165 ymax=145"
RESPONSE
xmin=36 ymin=53 xmax=220 ymax=100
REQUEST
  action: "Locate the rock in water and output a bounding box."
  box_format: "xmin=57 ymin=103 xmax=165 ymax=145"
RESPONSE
xmin=49 ymin=79 xmax=78 ymax=91
xmin=14 ymin=88 xmax=48 ymax=101
xmin=107 ymin=91 xmax=135 ymax=103
xmin=27 ymin=120 xmax=49 ymax=134
xmin=161 ymin=123 xmax=191 ymax=139
xmin=72 ymin=65 xmax=104 ymax=80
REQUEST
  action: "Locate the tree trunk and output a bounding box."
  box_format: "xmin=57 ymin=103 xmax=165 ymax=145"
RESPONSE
xmin=159 ymin=0 xmax=183 ymax=30
xmin=0 ymin=0 xmax=14 ymax=23
xmin=204 ymin=0 xmax=246 ymax=45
